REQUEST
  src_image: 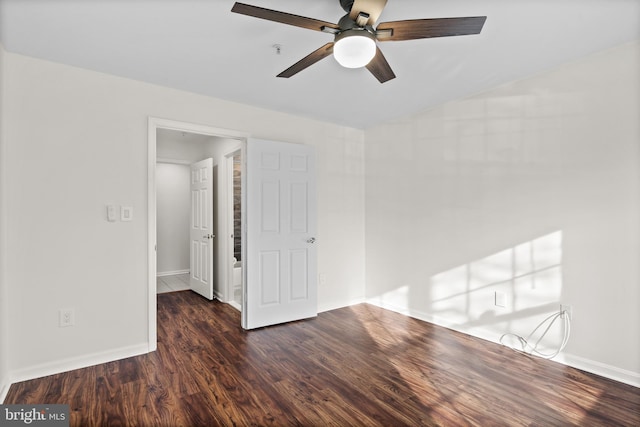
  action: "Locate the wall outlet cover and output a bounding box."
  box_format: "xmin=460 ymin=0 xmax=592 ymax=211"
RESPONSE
xmin=59 ymin=308 xmax=75 ymax=327
xmin=495 ymin=291 xmax=507 ymax=308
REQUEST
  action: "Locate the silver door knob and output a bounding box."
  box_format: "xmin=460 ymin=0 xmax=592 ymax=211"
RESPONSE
xmin=307 ymin=237 xmax=316 ymax=244
xmin=203 ymin=234 xmax=215 ymax=239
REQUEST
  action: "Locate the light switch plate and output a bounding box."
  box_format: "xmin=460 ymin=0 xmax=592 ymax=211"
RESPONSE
xmin=121 ymin=206 xmax=133 ymax=222
xmin=107 ymin=205 xmax=117 ymax=222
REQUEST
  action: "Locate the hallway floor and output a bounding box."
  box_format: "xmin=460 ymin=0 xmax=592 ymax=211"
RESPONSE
xmin=156 ymin=273 xmax=190 ymax=294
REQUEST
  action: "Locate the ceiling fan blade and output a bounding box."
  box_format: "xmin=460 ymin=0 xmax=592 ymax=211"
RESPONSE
xmin=277 ymin=43 xmax=335 ymax=78
xmin=366 ymin=47 xmax=395 ymax=83
xmin=349 ymin=0 xmax=388 ymax=26
xmin=231 ymin=2 xmax=339 ymax=32
xmin=376 ymin=16 xmax=487 ymax=41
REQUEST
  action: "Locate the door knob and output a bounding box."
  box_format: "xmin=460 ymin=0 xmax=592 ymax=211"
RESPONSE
xmin=307 ymin=237 xmax=316 ymax=244
xmin=203 ymin=234 xmax=215 ymax=239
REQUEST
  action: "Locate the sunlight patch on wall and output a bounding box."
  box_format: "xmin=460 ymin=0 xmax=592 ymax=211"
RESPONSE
xmin=377 ymin=285 xmax=410 ymax=312
xmin=430 ymin=231 xmax=563 ymax=350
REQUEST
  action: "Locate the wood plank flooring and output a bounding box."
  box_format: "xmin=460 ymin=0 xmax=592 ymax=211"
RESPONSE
xmin=5 ymin=291 xmax=640 ymax=426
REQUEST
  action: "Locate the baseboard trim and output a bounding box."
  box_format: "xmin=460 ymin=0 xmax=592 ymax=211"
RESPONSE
xmin=157 ymin=270 xmax=189 ymax=277
xmin=367 ymin=298 xmax=640 ymax=389
xmin=0 ymin=377 xmax=10 ymax=404
xmin=221 ymin=297 xmax=366 ymax=318
xmin=556 ymin=353 xmax=640 ymax=388
xmin=8 ymin=343 xmax=151 ymax=385
xmin=227 ymin=300 xmax=241 ymax=312
xmin=318 ymin=297 xmax=366 ymax=314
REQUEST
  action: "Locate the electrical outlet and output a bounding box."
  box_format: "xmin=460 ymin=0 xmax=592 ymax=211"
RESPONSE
xmin=59 ymin=309 xmax=75 ymax=327
xmin=560 ymin=304 xmax=572 ymax=320
xmin=319 ymin=273 xmax=327 ymax=286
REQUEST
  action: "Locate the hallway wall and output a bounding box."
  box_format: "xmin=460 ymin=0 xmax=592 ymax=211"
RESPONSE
xmin=0 ymin=43 xmax=9 ymax=401
xmin=156 ymin=162 xmax=190 ymax=275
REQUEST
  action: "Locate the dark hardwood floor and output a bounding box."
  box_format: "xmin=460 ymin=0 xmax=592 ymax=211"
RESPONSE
xmin=5 ymin=291 xmax=640 ymax=426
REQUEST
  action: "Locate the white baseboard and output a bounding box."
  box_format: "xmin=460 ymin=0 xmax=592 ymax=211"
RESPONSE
xmin=367 ymin=298 xmax=640 ymax=389
xmin=227 ymin=300 xmax=241 ymax=312
xmin=556 ymin=353 xmax=640 ymax=388
xmin=156 ymin=269 xmax=189 ymax=277
xmin=0 ymin=377 xmax=10 ymax=404
xmin=9 ymin=343 xmax=151 ymax=385
xmin=223 ymin=296 xmax=359 ymax=316
xmin=318 ymin=296 xmax=366 ymax=314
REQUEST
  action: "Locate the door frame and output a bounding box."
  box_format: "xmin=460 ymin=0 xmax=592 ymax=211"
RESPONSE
xmin=225 ymin=148 xmax=243 ymax=311
xmin=147 ymin=117 xmax=248 ymax=350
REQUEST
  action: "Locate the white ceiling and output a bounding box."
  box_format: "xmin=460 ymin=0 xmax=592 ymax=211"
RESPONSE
xmin=1 ymin=0 xmax=638 ymax=129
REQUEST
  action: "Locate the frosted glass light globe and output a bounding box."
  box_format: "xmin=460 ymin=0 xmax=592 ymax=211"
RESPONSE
xmin=333 ymin=32 xmax=376 ymax=68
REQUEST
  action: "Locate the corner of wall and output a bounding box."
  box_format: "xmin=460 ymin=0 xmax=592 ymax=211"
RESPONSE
xmin=363 ymin=41 xmax=640 ymax=388
xmin=0 ymin=41 xmax=10 ymax=402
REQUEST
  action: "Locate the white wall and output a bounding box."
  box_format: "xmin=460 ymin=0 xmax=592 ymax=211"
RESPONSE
xmin=156 ymin=132 xmax=212 ymax=163
xmin=365 ymin=42 xmax=640 ymax=386
xmin=3 ymin=51 xmax=366 ymax=380
xmin=0 ymin=43 xmax=9 ymax=401
xmin=156 ymin=162 xmax=190 ymax=275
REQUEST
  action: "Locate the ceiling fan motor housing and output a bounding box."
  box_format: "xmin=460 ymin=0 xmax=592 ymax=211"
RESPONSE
xmin=337 ymin=14 xmax=374 ymax=33
xmin=340 ymin=0 xmax=355 ymax=13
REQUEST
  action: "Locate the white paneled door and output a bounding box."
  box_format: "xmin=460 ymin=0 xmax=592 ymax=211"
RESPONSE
xmin=189 ymin=158 xmax=215 ymax=300
xmin=244 ymin=139 xmax=317 ymax=329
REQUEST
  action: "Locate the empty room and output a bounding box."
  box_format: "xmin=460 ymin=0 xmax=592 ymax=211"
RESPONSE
xmin=0 ymin=0 xmax=638 ymax=425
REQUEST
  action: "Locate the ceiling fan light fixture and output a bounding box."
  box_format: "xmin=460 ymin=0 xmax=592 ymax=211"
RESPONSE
xmin=333 ymin=29 xmax=376 ymax=69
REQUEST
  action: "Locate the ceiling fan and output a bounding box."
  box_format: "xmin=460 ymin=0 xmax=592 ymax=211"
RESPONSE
xmin=231 ymin=0 xmax=486 ymax=83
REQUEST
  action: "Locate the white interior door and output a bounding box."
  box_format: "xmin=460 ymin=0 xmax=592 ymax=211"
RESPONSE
xmin=243 ymin=138 xmax=317 ymax=329
xmin=190 ymin=158 xmax=215 ymax=300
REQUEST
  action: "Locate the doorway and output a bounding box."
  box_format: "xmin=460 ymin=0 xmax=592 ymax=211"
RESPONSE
xmin=147 ymin=118 xmax=248 ymax=350
xmin=156 ymin=158 xmax=191 ymax=294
